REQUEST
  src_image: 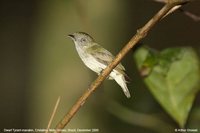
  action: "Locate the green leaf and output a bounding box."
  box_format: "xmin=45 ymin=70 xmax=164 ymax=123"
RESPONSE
xmin=134 ymin=46 xmax=200 ymax=127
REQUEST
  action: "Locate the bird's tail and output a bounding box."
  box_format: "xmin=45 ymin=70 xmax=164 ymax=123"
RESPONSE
xmin=114 ymin=74 xmax=131 ymax=98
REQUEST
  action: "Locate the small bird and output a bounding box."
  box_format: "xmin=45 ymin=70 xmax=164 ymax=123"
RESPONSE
xmin=68 ymin=32 xmax=131 ymax=98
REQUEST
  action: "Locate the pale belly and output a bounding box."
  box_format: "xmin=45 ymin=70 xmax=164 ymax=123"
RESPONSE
xmin=75 ymin=45 xmax=119 ymax=79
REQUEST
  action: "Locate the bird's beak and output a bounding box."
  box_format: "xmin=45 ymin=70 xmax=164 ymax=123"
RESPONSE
xmin=67 ymin=34 xmax=74 ymax=39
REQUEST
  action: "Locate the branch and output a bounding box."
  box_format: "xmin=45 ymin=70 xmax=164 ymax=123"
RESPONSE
xmin=46 ymin=96 xmax=60 ymax=133
xmin=54 ymin=0 xmax=191 ymax=132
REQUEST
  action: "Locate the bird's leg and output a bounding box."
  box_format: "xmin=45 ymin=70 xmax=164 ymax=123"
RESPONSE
xmin=99 ymin=69 xmax=113 ymax=80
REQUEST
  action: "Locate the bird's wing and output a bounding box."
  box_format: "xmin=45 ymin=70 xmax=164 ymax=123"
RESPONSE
xmin=87 ymin=43 xmax=125 ymax=72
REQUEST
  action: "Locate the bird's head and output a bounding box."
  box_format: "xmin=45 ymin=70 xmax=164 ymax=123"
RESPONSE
xmin=68 ymin=32 xmax=94 ymax=47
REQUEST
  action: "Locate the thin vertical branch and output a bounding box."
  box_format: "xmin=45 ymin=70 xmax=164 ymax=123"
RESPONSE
xmin=46 ymin=96 xmax=60 ymax=133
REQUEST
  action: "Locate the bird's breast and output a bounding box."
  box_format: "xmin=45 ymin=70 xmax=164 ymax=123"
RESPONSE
xmin=75 ymin=45 xmax=123 ymax=78
xmin=75 ymin=45 xmax=104 ymax=74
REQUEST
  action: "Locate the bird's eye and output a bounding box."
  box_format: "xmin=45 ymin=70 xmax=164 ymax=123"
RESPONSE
xmin=81 ymin=38 xmax=86 ymax=42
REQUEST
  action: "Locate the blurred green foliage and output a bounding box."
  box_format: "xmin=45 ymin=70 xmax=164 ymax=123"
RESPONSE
xmin=134 ymin=46 xmax=200 ymax=127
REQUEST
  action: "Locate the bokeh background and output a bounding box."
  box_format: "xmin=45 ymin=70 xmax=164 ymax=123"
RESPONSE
xmin=0 ymin=0 xmax=200 ymax=133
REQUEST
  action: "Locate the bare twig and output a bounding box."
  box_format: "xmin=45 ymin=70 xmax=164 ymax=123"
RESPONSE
xmin=180 ymin=9 xmax=200 ymax=22
xmin=46 ymin=96 xmax=60 ymax=133
xmin=54 ymin=0 xmax=191 ymax=132
xmin=154 ymin=0 xmax=200 ymax=21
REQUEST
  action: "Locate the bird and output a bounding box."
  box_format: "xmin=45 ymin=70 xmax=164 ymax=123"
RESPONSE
xmin=67 ymin=32 xmax=131 ymax=98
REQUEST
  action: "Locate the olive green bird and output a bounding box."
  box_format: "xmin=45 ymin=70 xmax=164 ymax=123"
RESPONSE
xmin=68 ymin=32 xmax=131 ymax=98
